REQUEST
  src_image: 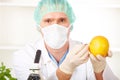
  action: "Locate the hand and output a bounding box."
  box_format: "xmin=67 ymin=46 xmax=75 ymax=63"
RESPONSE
xmin=59 ymin=44 xmax=89 ymax=74
xmin=90 ymin=51 xmax=112 ymax=73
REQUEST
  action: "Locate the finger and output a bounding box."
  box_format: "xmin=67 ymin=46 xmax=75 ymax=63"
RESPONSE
xmin=77 ymin=52 xmax=89 ymax=64
xmin=77 ymin=57 xmax=89 ymax=66
xmin=90 ymin=54 xmax=99 ymax=63
xmin=82 ymin=56 xmax=89 ymax=63
xmin=96 ymin=55 xmax=105 ymax=61
xmin=88 ymin=51 xmax=91 ymax=55
xmin=70 ymin=44 xmax=86 ymax=55
xmin=107 ymin=50 xmax=112 ymax=57
xmin=77 ymin=45 xmax=89 ymax=57
xmin=76 ymin=44 xmax=87 ymax=54
xmin=77 ymin=50 xmax=89 ymax=58
xmin=77 ymin=51 xmax=89 ymax=58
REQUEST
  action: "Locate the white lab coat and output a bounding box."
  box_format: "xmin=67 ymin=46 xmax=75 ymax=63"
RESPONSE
xmin=13 ymin=39 xmax=119 ymax=80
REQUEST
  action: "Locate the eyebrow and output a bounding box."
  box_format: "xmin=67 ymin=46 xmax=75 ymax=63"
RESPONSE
xmin=43 ymin=16 xmax=67 ymax=20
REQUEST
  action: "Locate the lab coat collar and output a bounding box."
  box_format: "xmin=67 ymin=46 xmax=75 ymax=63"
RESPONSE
xmin=34 ymin=38 xmax=53 ymax=65
xmin=34 ymin=38 xmax=82 ymax=65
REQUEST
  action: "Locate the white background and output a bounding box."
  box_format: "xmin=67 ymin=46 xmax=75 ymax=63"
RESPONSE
xmin=0 ymin=0 xmax=120 ymax=78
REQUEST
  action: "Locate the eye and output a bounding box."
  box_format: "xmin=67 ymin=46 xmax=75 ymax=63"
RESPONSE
xmin=45 ymin=19 xmax=51 ymax=23
xmin=60 ymin=18 xmax=65 ymax=23
xmin=44 ymin=18 xmax=53 ymax=24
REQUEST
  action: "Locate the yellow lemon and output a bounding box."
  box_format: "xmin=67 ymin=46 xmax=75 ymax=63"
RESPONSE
xmin=89 ymin=35 xmax=109 ymax=57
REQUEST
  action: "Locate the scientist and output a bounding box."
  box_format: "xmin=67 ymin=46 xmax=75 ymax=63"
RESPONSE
xmin=13 ymin=0 xmax=119 ymax=80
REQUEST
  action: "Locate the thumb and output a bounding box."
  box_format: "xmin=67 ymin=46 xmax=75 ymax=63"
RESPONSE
xmin=107 ymin=50 xmax=112 ymax=57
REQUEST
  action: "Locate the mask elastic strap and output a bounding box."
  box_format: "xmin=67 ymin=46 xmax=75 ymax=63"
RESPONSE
xmin=68 ymin=24 xmax=73 ymax=31
xmin=36 ymin=24 xmax=42 ymax=32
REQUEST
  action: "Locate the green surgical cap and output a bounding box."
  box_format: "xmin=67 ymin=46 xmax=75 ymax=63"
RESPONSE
xmin=34 ymin=0 xmax=76 ymax=25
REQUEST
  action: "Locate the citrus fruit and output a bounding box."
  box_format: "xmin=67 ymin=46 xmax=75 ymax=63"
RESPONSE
xmin=89 ymin=35 xmax=109 ymax=57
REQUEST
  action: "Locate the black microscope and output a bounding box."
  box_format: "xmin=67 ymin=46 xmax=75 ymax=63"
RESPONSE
xmin=27 ymin=50 xmax=41 ymax=80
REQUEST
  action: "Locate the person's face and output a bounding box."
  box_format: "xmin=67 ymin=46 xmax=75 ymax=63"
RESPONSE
xmin=40 ymin=12 xmax=71 ymax=49
xmin=40 ymin=12 xmax=70 ymax=28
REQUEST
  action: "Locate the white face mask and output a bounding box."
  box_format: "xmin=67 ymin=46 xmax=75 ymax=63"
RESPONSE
xmin=41 ymin=24 xmax=70 ymax=49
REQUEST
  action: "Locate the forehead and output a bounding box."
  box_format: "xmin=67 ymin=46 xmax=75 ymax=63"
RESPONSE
xmin=42 ymin=12 xmax=69 ymax=19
